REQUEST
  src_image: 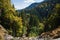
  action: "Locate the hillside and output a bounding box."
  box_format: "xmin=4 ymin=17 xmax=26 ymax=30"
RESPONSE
xmin=0 ymin=0 xmax=60 ymax=38
xmin=17 ymin=0 xmax=60 ymax=37
xmin=17 ymin=0 xmax=60 ymax=20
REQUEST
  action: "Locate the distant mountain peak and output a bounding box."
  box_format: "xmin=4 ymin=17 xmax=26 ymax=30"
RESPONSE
xmin=25 ymin=0 xmax=60 ymax=10
xmin=25 ymin=2 xmax=40 ymax=10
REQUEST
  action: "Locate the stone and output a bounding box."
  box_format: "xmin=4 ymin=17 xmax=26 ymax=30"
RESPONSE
xmin=0 ymin=25 xmax=7 ymax=40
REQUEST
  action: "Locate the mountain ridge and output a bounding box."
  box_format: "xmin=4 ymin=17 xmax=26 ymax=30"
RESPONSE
xmin=17 ymin=0 xmax=60 ymax=20
xmin=18 ymin=0 xmax=60 ymax=10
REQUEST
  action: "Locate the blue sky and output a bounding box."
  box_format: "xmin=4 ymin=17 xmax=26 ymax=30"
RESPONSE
xmin=11 ymin=0 xmax=44 ymax=10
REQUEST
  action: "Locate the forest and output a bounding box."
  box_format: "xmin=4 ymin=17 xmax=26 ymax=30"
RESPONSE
xmin=0 ymin=0 xmax=60 ymax=38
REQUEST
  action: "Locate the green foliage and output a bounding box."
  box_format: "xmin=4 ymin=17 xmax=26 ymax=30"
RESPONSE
xmin=26 ymin=15 xmax=44 ymax=37
xmin=39 ymin=23 xmax=44 ymax=32
xmin=29 ymin=32 xmax=37 ymax=37
xmin=0 ymin=0 xmax=24 ymax=37
xmin=0 ymin=0 xmax=60 ymax=37
xmin=44 ymin=4 xmax=60 ymax=32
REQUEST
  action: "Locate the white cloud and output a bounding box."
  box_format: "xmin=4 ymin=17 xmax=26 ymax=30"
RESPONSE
xmin=24 ymin=0 xmax=36 ymax=3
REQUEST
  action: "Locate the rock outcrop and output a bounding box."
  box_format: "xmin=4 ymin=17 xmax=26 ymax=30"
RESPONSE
xmin=0 ymin=25 xmax=7 ymax=40
xmin=41 ymin=27 xmax=60 ymax=39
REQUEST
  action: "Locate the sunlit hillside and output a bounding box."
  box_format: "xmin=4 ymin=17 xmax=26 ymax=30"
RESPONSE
xmin=0 ymin=0 xmax=60 ymax=40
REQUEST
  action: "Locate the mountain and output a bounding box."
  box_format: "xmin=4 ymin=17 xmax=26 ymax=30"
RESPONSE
xmin=17 ymin=0 xmax=60 ymax=20
xmin=25 ymin=3 xmax=40 ymax=10
xmin=0 ymin=0 xmax=60 ymax=37
xmin=25 ymin=0 xmax=60 ymax=10
xmin=17 ymin=3 xmax=40 ymax=12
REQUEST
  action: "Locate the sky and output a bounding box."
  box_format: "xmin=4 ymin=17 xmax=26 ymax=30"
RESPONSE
xmin=11 ymin=0 xmax=44 ymax=10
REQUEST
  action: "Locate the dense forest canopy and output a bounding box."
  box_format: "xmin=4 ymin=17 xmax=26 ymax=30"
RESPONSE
xmin=0 ymin=0 xmax=60 ymax=38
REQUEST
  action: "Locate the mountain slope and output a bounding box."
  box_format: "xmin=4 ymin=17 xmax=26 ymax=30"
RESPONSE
xmin=25 ymin=3 xmax=39 ymax=10
xmin=17 ymin=0 xmax=60 ymax=20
